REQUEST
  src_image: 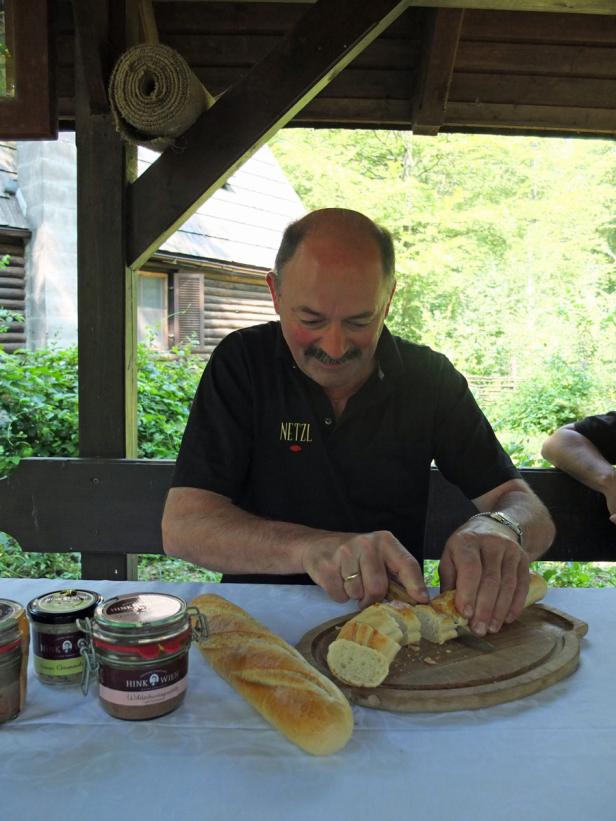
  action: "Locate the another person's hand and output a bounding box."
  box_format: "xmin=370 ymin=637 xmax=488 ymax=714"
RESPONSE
xmin=438 ymin=517 xmax=530 ymax=636
xmin=301 ymin=531 xmax=429 ymax=609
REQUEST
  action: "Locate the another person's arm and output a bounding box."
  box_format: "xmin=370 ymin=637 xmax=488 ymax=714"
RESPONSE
xmin=541 ymin=423 xmax=616 ymax=525
xmin=162 ymin=487 xmax=429 ymax=608
xmin=438 ymin=478 xmax=555 ymax=637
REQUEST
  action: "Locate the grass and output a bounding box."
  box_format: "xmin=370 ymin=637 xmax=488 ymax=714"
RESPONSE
xmin=1 ymin=532 xmax=614 ymax=588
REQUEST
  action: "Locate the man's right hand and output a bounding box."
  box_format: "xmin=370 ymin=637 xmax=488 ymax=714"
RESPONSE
xmin=301 ymin=531 xmax=429 ymax=609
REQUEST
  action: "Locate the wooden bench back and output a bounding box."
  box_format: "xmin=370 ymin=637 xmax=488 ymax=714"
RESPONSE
xmin=1 ymin=458 xmax=614 ymax=579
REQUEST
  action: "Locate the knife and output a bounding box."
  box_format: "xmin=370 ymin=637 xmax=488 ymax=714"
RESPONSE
xmin=387 ymin=579 xmax=495 ymax=652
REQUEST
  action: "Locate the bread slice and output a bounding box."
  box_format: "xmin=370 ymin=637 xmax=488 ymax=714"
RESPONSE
xmin=414 ymin=604 xmax=459 ymax=645
xmin=381 ymin=600 xmax=421 ymax=645
xmin=352 ymin=603 xmax=403 ymax=644
xmin=338 ymin=619 xmax=400 ymax=664
xmin=326 ymin=638 xmax=391 ymax=688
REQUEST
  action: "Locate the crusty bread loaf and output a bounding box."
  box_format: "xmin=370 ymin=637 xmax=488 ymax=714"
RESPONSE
xmin=525 ymin=571 xmax=548 ymax=607
xmin=381 ymin=600 xmax=421 ymax=644
xmin=326 ymin=638 xmax=391 ymax=688
xmin=338 ymin=620 xmax=401 ymax=664
xmin=191 ymin=594 xmax=353 ymax=756
xmin=352 ymin=603 xmax=403 ymax=644
xmin=429 ymin=589 xmax=469 ymax=628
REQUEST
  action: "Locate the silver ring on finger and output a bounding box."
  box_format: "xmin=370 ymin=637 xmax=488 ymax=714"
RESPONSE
xmin=343 ymin=571 xmax=361 ymax=583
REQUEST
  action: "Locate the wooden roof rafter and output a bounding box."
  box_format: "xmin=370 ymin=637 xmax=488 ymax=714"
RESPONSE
xmin=412 ymin=8 xmax=465 ymax=136
xmin=127 ymin=0 xmax=414 ymax=270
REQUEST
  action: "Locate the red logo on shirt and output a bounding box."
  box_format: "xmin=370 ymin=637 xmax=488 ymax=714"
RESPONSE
xmin=289 ymin=444 xmax=302 ymax=453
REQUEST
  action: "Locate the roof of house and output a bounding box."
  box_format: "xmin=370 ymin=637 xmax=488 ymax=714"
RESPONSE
xmin=141 ymin=144 xmax=305 ymax=269
xmin=0 ymin=140 xmax=304 ymax=265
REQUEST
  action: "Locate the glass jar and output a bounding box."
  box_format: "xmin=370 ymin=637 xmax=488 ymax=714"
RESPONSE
xmin=0 ymin=599 xmax=29 ymax=723
xmin=27 ymin=589 xmax=103 ymax=685
xmin=78 ymin=592 xmax=207 ymax=721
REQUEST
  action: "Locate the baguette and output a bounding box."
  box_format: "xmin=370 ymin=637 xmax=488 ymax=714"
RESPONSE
xmin=191 ymin=594 xmax=353 ymax=756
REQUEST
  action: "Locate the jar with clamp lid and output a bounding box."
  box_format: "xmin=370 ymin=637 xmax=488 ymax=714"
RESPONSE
xmin=78 ymin=592 xmax=207 ymax=720
xmin=0 ymin=599 xmax=29 ymax=723
xmin=27 ymin=589 xmax=103 ymax=685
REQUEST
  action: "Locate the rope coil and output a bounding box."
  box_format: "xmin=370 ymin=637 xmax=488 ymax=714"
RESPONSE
xmin=108 ymin=43 xmax=215 ymax=151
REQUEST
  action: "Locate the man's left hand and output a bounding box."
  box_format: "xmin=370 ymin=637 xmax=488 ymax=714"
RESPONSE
xmin=438 ymin=516 xmax=530 ymax=637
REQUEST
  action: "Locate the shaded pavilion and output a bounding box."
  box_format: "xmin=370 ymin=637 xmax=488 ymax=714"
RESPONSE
xmin=1 ymin=0 xmax=615 ymax=579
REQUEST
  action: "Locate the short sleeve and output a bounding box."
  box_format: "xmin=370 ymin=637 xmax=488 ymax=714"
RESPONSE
xmin=170 ymin=332 xmax=254 ymax=498
xmin=573 ymin=411 xmax=616 ymax=464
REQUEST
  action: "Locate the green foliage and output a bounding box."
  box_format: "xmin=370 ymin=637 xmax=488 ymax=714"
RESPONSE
xmin=492 ymin=357 xmax=597 ymax=435
xmin=0 ymin=342 xmax=209 ymax=580
xmin=0 ymin=342 xmax=204 ymax=477
xmin=424 ymin=559 xmax=616 ymax=589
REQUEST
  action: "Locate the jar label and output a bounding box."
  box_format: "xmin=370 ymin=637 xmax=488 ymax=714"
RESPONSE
xmin=34 ymin=630 xmax=86 ymax=660
xmin=99 ymin=654 xmax=188 ymax=707
xmin=34 ymin=655 xmax=85 ymax=678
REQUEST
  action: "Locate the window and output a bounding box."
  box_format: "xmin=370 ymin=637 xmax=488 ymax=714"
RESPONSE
xmin=137 ymin=272 xmax=168 ymax=349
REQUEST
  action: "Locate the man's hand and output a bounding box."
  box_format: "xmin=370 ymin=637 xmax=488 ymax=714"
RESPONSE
xmin=604 ymin=470 xmax=616 ymax=525
xmin=439 ymin=516 xmax=530 ymax=637
xmin=301 ymin=531 xmax=429 ymax=609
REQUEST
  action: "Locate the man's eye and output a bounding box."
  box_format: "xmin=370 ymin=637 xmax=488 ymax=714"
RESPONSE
xmin=300 ymin=318 xmax=324 ymax=327
xmin=347 ymin=320 xmax=371 ymax=329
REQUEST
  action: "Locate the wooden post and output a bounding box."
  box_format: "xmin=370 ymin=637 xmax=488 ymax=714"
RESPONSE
xmin=74 ymin=0 xmax=139 ymax=579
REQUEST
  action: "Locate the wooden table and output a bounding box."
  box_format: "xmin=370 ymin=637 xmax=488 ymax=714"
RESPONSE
xmin=0 ymin=578 xmax=613 ymax=821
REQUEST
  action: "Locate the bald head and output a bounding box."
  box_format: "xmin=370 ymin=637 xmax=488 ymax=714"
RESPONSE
xmin=273 ymin=208 xmax=395 ymax=289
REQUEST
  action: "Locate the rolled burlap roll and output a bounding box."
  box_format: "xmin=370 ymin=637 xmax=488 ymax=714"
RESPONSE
xmin=108 ymin=43 xmax=215 ymax=151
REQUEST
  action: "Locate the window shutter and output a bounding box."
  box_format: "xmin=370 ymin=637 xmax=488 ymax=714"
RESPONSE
xmin=173 ymin=272 xmax=204 ymax=348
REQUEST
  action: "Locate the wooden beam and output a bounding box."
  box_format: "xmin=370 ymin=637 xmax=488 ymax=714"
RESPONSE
xmin=412 ymin=9 xmax=464 ymax=136
xmin=445 ymin=101 xmax=616 ymax=133
xmin=74 ymin=1 xmax=139 ymax=579
xmin=71 ymin=0 xmax=109 ymax=114
xmin=186 ymin=0 xmax=616 ymax=14
xmin=1 ymin=458 xmax=614 ymax=566
xmin=127 ymin=0 xmax=412 ymax=270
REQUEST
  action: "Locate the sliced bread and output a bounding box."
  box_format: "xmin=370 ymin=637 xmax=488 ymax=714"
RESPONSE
xmin=381 ymin=599 xmax=422 ymax=644
xmin=352 ymin=603 xmax=403 ymax=644
xmin=414 ymin=604 xmax=459 ymax=645
xmin=326 ymin=638 xmax=391 ymax=688
xmin=338 ymin=619 xmax=401 ymax=664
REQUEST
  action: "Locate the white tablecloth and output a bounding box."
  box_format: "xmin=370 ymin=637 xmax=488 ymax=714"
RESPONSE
xmin=0 ymin=578 xmax=614 ymax=821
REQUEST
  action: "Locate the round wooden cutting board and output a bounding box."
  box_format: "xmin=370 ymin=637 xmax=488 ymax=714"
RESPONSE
xmin=297 ymin=604 xmax=588 ymax=712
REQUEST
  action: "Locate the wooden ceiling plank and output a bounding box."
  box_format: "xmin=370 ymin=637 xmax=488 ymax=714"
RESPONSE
xmin=162 ymin=0 xmax=616 ymax=15
xmin=407 ymin=0 xmax=616 ymax=14
xmin=127 ymin=0 xmax=413 ymax=270
xmin=445 ymin=100 xmax=616 ymax=132
xmin=450 ymin=72 xmax=616 ymax=109
xmin=412 ymin=8 xmax=464 ymax=136
xmin=462 ymin=9 xmax=616 ymax=43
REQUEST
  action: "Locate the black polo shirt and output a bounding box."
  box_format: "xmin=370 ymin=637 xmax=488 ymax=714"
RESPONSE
xmin=573 ymin=411 xmax=616 ymax=463
xmin=171 ymin=322 xmax=519 ymax=583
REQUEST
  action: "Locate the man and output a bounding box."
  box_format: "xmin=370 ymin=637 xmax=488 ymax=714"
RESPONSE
xmin=163 ymin=208 xmax=555 ymax=637
xmin=542 ymin=412 xmax=616 ymax=525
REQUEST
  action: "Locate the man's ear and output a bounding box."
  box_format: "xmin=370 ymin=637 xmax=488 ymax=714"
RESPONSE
xmin=266 ymin=271 xmax=281 ymax=314
xmin=383 ymin=279 xmax=396 ymax=318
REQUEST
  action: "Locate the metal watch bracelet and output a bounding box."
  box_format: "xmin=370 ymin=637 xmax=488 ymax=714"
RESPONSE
xmin=468 ymin=511 xmax=523 ymax=546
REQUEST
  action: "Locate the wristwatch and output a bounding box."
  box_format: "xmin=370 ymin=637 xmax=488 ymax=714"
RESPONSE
xmin=468 ymin=511 xmax=523 ymax=546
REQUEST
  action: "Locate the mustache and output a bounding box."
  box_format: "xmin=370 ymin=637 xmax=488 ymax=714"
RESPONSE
xmin=305 ymin=345 xmax=361 ymax=366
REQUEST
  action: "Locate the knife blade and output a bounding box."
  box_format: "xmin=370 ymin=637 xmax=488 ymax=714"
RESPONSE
xmin=387 ymin=579 xmax=495 ymax=652
xmin=454 ymin=626 xmax=495 ymax=652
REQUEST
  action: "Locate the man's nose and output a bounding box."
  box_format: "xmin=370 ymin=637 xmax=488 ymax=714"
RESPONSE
xmin=320 ymin=323 xmax=348 ymax=359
